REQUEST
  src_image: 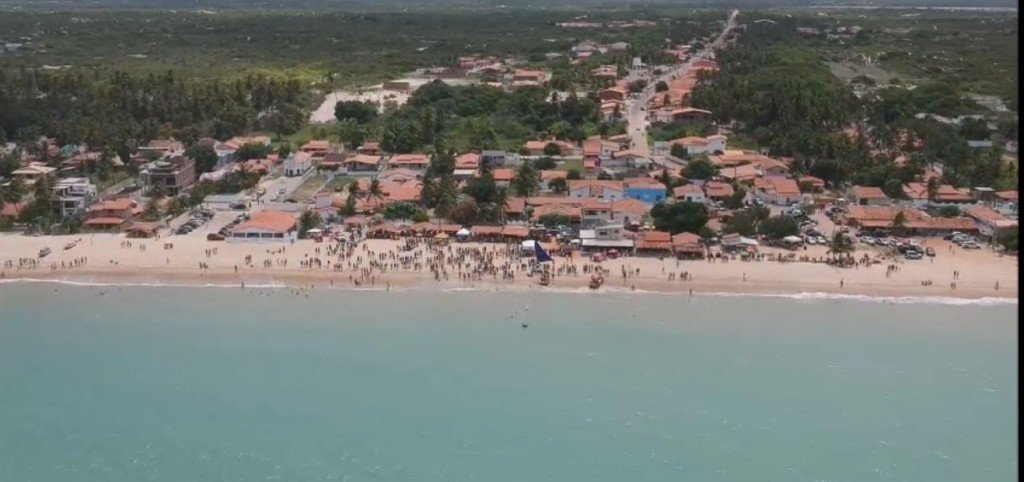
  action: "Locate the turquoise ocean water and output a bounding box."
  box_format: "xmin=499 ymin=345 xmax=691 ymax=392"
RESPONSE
xmin=0 ymin=283 xmax=1017 ymax=482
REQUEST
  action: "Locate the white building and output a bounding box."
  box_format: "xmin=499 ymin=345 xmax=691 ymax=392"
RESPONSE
xmin=283 ymin=152 xmax=313 ymax=177
xmin=50 ymin=177 xmax=97 ymax=218
xmin=672 ymin=184 xmax=707 ymax=204
xmin=671 ymin=135 xmax=727 ymax=157
xmin=578 ymin=223 xmax=634 ymax=250
xmin=568 ymin=180 xmax=625 ymax=200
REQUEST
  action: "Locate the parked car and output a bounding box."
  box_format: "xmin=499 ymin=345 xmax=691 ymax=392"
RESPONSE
xmin=229 ymin=202 xmax=247 ymax=210
xmin=904 ymin=250 xmax=923 ymax=260
xmin=962 ymin=242 xmax=982 ymax=250
xmin=207 ymin=233 xmax=225 ymax=241
xmin=925 ymin=247 xmax=936 ymax=257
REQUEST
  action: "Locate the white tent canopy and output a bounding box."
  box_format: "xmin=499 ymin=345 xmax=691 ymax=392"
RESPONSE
xmin=455 ymin=228 xmax=471 ymax=237
xmin=782 ymin=235 xmax=802 ymax=243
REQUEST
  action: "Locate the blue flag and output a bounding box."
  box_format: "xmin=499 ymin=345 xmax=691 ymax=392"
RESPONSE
xmin=534 ymin=241 xmax=553 ymax=263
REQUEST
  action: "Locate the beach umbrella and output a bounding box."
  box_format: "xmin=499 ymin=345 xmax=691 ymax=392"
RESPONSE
xmin=435 ymin=233 xmax=449 ymax=240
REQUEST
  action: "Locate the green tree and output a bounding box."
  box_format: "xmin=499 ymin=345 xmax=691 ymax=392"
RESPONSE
xmin=382 ymin=201 xmax=425 ymax=220
xmin=449 ymin=198 xmax=480 ymax=225
xmin=141 ymin=199 xmax=163 ymax=221
xmin=926 ymin=177 xmax=940 ymax=205
xmin=543 ymin=142 xmax=561 ymax=156
xmin=827 ymin=232 xmax=855 ymax=259
xmin=235 ymin=142 xmax=268 ymax=161
xmin=683 ymin=157 xmax=719 ymax=180
xmin=670 ymin=144 xmax=690 ymax=159
xmin=338 ymin=193 xmax=357 ymax=217
xmin=566 ymin=168 xmax=582 ymax=180
xmin=298 ymin=210 xmax=322 ymax=238
xmin=549 ymin=177 xmax=568 ymax=194
xmin=650 ymin=201 xmax=709 ymax=234
xmin=891 ymin=211 xmax=908 ymax=236
xmin=367 ymin=179 xmax=385 ymax=205
xmin=654 ymin=80 xmax=669 ymax=92
xmin=994 ymin=227 xmax=1018 ymax=252
xmin=723 ymin=186 xmax=747 ymax=210
xmin=381 ymin=119 xmax=418 ymax=154
xmin=268 ymin=103 xmax=305 ymax=140
xmin=758 ymin=215 xmax=799 ymax=240
xmin=434 ymin=176 xmax=458 ymax=218
xmin=511 ymin=163 xmax=539 ymax=197
xmin=532 ymin=157 xmax=557 ymax=170
xmin=334 ymin=100 xmax=378 ymax=124
xmin=185 ymin=144 xmax=220 ymax=175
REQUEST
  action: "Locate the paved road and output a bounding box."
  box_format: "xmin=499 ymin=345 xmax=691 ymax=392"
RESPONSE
xmin=627 ymin=9 xmax=740 ymax=160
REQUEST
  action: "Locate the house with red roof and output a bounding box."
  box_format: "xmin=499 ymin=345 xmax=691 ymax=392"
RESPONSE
xmin=753 ymin=178 xmax=802 ymax=206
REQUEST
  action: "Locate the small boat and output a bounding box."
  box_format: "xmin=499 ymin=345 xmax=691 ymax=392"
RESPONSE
xmin=538 ymin=271 xmax=550 ymax=286
xmin=38 ymin=247 xmax=51 ymax=258
xmin=588 ymin=272 xmax=604 ymax=290
xmin=63 ymin=241 xmax=77 ymax=250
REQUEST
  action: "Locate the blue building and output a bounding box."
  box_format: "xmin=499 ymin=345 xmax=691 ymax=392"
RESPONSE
xmin=624 ymin=179 xmax=668 ymax=204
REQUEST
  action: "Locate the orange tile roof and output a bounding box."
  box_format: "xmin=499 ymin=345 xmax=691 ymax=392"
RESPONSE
xmin=623 ymin=178 xmax=666 ymax=190
xmin=531 ymin=204 xmax=581 ymax=220
xmin=89 ymin=198 xmax=135 ymax=212
xmin=567 ymin=179 xmax=624 ymax=195
xmin=671 ymin=136 xmax=708 ymax=147
xmin=389 ymin=153 xmax=429 ymax=165
xmin=903 ymin=182 xmax=972 ymax=202
xmin=852 ymin=186 xmax=888 ymax=200
xmin=673 ymin=184 xmax=703 ymax=197
xmin=501 ymin=225 xmax=530 ymax=237
xmin=346 ymin=154 xmax=381 ymax=165
xmin=703 ymin=181 xmax=734 ymax=198
xmin=232 ymin=210 xmax=296 ymax=234
xmin=84 ymin=216 xmax=129 ymax=226
xmin=492 ymin=168 xmax=514 ymax=182
xmin=540 ymin=170 xmax=568 ymax=181
xmin=455 ymin=152 xmax=480 ymax=169
xmin=963 ymin=205 xmax=1015 ymax=226
xmin=994 ymin=190 xmax=1018 ymax=201
xmin=764 ymin=178 xmax=800 ymax=196
xmin=611 ymin=198 xmax=649 ymax=216
xmin=505 ymin=197 xmax=526 ymax=214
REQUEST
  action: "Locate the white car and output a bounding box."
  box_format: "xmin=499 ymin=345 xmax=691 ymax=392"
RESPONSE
xmin=806 ymin=236 xmax=818 ymax=245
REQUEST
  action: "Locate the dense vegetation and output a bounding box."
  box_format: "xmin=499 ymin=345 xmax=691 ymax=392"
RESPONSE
xmin=0 ymin=9 xmax=722 ymax=86
xmin=0 ymin=70 xmax=308 ymax=156
xmin=798 ymin=9 xmax=1019 ymax=112
xmin=689 ymin=14 xmax=1018 ymax=194
xmin=339 ymin=80 xmax=623 ymax=153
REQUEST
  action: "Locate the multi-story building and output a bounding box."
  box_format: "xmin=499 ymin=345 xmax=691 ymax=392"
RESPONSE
xmin=141 ymin=156 xmax=197 ymax=196
xmin=50 ymin=177 xmax=97 ymax=218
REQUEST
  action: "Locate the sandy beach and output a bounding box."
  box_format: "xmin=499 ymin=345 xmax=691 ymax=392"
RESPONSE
xmin=0 ymin=233 xmax=1016 ymax=300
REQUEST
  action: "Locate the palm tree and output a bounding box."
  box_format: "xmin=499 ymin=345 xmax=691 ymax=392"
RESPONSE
xmin=494 ymin=186 xmax=509 ymax=224
xmin=827 ymin=231 xmax=854 ymax=261
xmin=890 ymin=211 xmax=908 ymax=236
xmin=368 ymin=179 xmax=385 ymax=207
xmin=926 ymin=177 xmax=940 ymax=206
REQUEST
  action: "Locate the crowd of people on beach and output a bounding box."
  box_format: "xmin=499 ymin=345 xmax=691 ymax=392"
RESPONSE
xmin=0 ymin=227 xmax=1012 ymax=296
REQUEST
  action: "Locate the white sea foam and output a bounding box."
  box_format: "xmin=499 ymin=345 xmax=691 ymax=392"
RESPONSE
xmin=0 ymin=277 xmax=1015 ymax=305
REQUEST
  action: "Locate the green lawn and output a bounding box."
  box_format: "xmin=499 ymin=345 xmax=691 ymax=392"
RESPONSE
xmin=560 ymin=159 xmax=583 ymax=172
xmin=292 ymin=174 xmax=328 ymax=201
xmin=323 ymin=176 xmax=356 ymax=193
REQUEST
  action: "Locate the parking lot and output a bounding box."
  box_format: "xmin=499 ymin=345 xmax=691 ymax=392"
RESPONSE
xmin=173 ymin=210 xmax=247 ymax=239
